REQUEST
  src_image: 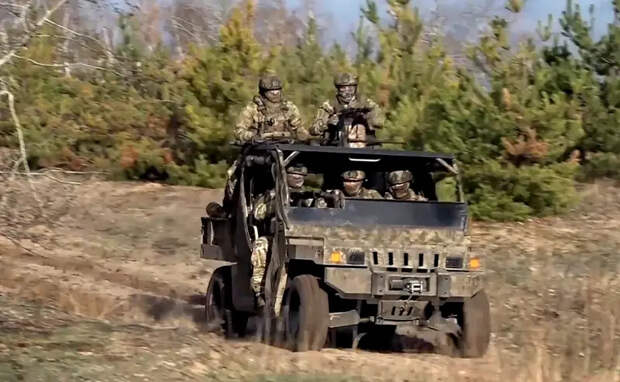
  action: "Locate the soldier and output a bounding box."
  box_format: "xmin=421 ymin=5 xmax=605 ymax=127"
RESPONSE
xmin=224 ymin=76 xmax=308 ymax=212
xmin=340 ymin=170 xmax=382 ymax=199
xmin=249 ymin=165 xmax=311 ymax=308
xmin=310 ymin=72 xmax=384 ymax=147
xmin=234 ymin=75 xmax=308 ymax=143
xmin=385 ymin=170 xmax=427 ymax=201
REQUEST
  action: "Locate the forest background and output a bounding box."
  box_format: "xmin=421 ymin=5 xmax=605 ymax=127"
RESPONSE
xmin=0 ymin=0 xmax=618 ymax=220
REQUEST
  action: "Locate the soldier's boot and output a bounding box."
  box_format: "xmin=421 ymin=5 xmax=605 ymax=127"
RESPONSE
xmin=255 ymin=289 xmax=265 ymax=309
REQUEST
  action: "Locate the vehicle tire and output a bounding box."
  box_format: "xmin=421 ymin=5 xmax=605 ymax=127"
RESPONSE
xmin=308 ymin=278 xmax=330 ymax=350
xmin=458 ymin=290 xmax=491 ymax=358
xmin=282 ymin=275 xmax=329 ymax=352
xmin=205 ymin=269 xmax=247 ymax=338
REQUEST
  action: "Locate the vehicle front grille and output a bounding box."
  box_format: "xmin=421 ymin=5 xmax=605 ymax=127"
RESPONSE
xmin=445 ymin=256 xmax=464 ymax=269
xmin=369 ymin=250 xmax=442 ymax=270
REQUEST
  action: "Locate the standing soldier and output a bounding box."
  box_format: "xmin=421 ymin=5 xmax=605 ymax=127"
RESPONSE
xmin=234 ymin=75 xmax=308 ymax=143
xmin=311 ymin=72 xmax=384 ymax=147
xmin=340 ymin=170 xmax=382 ymax=199
xmin=224 ymin=75 xmax=308 ymax=213
xmin=385 ymin=170 xmax=427 ymax=201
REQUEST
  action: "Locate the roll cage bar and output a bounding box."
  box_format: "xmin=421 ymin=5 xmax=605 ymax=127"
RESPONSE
xmin=239 ymin=143 xmax=465 ymax=216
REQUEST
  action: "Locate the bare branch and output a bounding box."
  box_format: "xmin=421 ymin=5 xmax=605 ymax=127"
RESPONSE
xmin=170 ymin=19 xmax=201 ymax=43
xmin=0 ymin=0 xmax=70 ymax=68
xmin=43 ymin=17 xmax=115 ymax=58
xmin=0 ymin=80 xmax=43 ymax=209
xmin=0 ymin=2 xmax=27 ymax=9
xmin=0 ymin=170 xmax=82 ymax=185
xmin=13 ymin=54 xmax=124 ymax=76
xmin=13 ymin=54 xmax=64 ymax=67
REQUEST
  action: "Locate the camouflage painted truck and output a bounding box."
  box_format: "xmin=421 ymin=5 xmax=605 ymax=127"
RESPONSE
xmin=201 ymin=143 xmax=491 ymax=357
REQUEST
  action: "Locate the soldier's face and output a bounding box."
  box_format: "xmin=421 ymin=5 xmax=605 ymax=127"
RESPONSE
xmin=389 ymin=182 xmax=410 ymax=199
xmin=343 ymin=180 xmax=362 ymax=196
xmin=287 ymin=173 xmax=304 ymax=189
xmin=336 ymin=85 xmax=356 ymax=104
xmin=264 ymin=89 xmax=282 ymax=103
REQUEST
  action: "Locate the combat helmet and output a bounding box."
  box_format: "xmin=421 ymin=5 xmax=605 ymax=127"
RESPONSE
xmin=259 ymin=75 xmax=282 ymax=91
xmin=287 ymin=164 xmax=307 ymax=190
xmin=287 ymin=164 xmax=308 ymax=176
xmin=341 ymin=170 xmax=365 ymax=181
xmin=334 ymin=72 xmax=358 ymax=87
xmin=387 ymin=170 xmax=413 ymax=185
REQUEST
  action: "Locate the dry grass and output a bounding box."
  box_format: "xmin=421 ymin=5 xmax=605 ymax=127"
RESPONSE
xmin=477 ymin=179 xmax=620 ymax=381
xmin=0 ymin=177 xmax=619 ymax=381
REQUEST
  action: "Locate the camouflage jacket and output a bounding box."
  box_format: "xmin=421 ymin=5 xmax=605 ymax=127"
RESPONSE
xmin=234 ymin=96 xmax=308 ymax=143
xmin=253 ymin=189 xmax=319 ymax=221
xmin=385 ymin=189 xmax=427 ymax=201
xmin=347 ymin=187 xmax=383 ymax=199
xmin=310 ymin=96 xmax=384 ymax=137
xmin=253 ymin=190 xmax=276 ymax=221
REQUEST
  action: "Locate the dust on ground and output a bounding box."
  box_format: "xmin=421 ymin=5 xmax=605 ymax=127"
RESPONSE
xmin=0 ymin=176 xmax=619 ymax=381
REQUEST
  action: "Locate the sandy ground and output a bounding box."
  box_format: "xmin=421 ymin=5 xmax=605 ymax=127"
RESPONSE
xmin=0 ymin=176 xmax=619 ymax=381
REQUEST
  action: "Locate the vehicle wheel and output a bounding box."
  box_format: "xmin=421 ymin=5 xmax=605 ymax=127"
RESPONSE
xmin=282 ymin=275 xmax=329 ymax=352
xmin=205 ymin=269 xmax=247 ymax=338
xmin=458 ymin=290 xmax=491 ymax=358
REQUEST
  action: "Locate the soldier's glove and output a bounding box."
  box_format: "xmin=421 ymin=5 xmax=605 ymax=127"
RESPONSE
xmin=261 ymin=131 xmax=294 ymax=143
xmin=320 ymin=190 xmax=345 ymax=209
xmin=249 ymin=136 xmax=265 ymax=145
xmin=327 ymin=113 xmax=340 ymax=126
xmin=240 ymin=130 xmax=257 ymax=143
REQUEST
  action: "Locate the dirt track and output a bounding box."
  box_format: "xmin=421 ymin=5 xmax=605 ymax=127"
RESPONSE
xmin=1 ymin=177 xmax=619 ymax=381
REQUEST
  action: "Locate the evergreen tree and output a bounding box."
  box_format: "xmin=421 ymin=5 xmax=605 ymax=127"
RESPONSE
xmin=2 ymin=0 xmax=618 ymax=220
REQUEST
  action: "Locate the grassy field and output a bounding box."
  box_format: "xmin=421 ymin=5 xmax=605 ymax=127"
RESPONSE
xmin=0 ymin=176 xmax=618 ymax=381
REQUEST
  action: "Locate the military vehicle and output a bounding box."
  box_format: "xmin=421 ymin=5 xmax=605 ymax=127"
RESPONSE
xmin=201 ymin=143 xmax=490 ymax=357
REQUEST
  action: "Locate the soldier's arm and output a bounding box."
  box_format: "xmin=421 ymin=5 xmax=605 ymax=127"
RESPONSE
xmin=365 ymin=99 xmax=385 ymax=131
xmin=286 ymin=102 xmax=309 ymax=141
xmin=415 ymin=192 xmax=428 ymax=202
xmin=234 ymin=105 xmax=259 ymax=143
xmin=253 ymin=190 xmax=276 ymax=221
xmin=310 ymin=101 xmax=334 ymax=136
xmin=368 ymin=189 xmax=384 ymax=199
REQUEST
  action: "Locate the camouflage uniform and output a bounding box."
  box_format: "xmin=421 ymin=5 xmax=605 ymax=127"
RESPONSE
xmin=234 ymin=76 xmax=308 ymax=143
xmin=311 ymin=73 xmax=384 ymax=148
xmin=225 ymin=76 xmax=307 ymax=210
xmin=340 ymin=170 xmax=382 ymax=199
xmin=385 ymin=170 xmax=427 ymax=201
xmin=249 ymin=165 xmax=308 ymax=306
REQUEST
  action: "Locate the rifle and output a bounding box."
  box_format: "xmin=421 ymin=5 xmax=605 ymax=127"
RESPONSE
xmin=323 ymin=107 xmax=373 ymax=147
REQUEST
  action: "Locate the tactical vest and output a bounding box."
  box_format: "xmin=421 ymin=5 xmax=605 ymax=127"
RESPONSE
xmin=253 ymin=96 xmax=293 ymax=135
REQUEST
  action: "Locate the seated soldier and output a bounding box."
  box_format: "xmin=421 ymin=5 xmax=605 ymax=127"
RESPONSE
xmin=340 ymin=170 xmax=382 ymax=199
xmin=286 ymin=164 xmax=314 ymax=207
xmin=287 ymin=165 xmax=343 ymax=208
xmin=385 ymin=170 xmax=427 ymax=201
xmin=249 ymin=164 xmax=320 ymax=308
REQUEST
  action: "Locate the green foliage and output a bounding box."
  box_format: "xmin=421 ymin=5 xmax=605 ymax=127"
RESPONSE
xmin=558 ymin=0 xmax=620 ymax=178
xmin=167 ymin=157 xmax=228 ymax=188
xmin=1 ymin=0 xmax=619 ymax=220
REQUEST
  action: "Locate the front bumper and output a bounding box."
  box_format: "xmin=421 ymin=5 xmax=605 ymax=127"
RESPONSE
xmin=324 ymin=267 xmax=483 ymax=299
